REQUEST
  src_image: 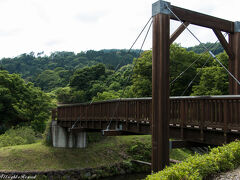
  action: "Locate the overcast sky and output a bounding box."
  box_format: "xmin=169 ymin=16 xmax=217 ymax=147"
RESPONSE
xmin=0 ymin=0 xmax=239 ymax=58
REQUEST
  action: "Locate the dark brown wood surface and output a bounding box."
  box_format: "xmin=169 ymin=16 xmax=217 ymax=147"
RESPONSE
xmin=170 ymin=6 xmax=234 ymax=33
xmin=152 ymin=13 xmax=170 ymax=172
xmin=229 ymin=34 xmax=234 ymax=94
xmin=213 ymin=29 xmax=234 ymax=60
xmin=230 ymin=32 xmax=240 ymax=94
xmin=170 ymin=22 xmax=189 ymax=44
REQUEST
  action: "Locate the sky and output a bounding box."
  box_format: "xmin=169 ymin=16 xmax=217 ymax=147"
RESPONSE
xmin=0 ymin=0 xmax=239 ymax=58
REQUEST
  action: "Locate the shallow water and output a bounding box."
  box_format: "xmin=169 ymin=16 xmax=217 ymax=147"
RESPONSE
xmin=101 ymin=173 xmax=148 ymax=180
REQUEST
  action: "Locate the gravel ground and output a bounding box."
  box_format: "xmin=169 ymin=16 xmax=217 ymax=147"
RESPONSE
xmin=212 ymin=167 xmax=240 ymax=180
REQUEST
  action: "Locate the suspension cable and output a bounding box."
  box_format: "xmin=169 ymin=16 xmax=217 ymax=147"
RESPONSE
xmin=105 ymin=20 xmax=153 ymax=131
xmin=71 ymin=17 xmax=152 ymax=130
xmin=170 ymin=38 xmax=221 ymax=86
xmin=181 ymin=33 xmax=228 ymax=96
xmin=181 ymin=55 xmax=211 ymax=96
xmin=166 ymin=6 xmax=208 ymax=50
xmin=166 ymin=5 xmax=240 ymax=87
xmin=115 ymin=17 xmax=153 ymax=70
xmin=128 ymin=17 xmax=152 ymax=53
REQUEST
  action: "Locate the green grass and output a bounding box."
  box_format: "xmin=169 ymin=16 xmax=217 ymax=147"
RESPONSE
xmin=0 ymin=126 xmax=37 ymax=148
xmin=0 ymin=135 xmax=191 ymax=171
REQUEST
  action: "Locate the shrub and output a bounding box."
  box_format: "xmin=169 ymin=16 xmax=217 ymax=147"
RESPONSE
xmin=146 ymin=140 xmax=240 ymax=180
xmin=0 ymin=126 xmax=36 ymax=147
xmin=127 ymin=140 xmax=151 ymax=162
xmin=87 ymin=132 xmax=105 ymax=144
xmin=42 ymin=118 xmax=52 ymax=146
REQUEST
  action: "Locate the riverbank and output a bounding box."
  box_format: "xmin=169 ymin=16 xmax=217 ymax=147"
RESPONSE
xmin=212 ymin=165 xmax=240 ymax=179
xmin=0 ymin=162 xmax=150 ymax=180
xmin=0 ymin=135 xmax=192 ymax=179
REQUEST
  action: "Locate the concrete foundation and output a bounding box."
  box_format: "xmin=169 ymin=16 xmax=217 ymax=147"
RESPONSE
xmin=76 ymin=132 xmax=86 ymax=148
xmin=68 ymin=132 xmax=75 ymax=148
xmin=52 ymin=120 xmax=67 ymax=147
xmin=51 ymin=120 xmax=86 ymax=148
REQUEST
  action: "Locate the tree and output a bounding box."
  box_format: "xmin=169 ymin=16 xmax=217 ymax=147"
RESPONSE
xmin=1 ymin=50 xmax=139 ymax=92
xmin=69 ymin=63 xmax=108 ymax=102
xmin=54 ymin=87 xmax=72 ymax=103
xmin=187 ymin=42 xmax=224 ymax=55
xmin=92 ymin=91 xmax=121 ymax=102
xmin=191 ymin=52 xmax=229 ymax=96
xmin=35 ymin=70 xmax=61 ymax=91
xmin=0 ymin=70 xmax=54 ymax=133
xmin=70 ymin=64 xmax=106 ymax=90
xmin=131 ymin=50 xmax=152 ymax=97
xmin=128 ymin=45 xmax=200 ymax=97
xmin=191 ymin=66 xmax=228 ymax=95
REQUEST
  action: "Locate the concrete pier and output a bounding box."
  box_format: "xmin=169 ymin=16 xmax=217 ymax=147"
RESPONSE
xmin=52 ymin=120 xmax=67 ymax=147
xmin=68 ymin=132 xmax=75 ymax=148
xmin=76 ymin=132 xmax=86 ymax=148
xmin=51 ymin=120 xmax=86 ymax=148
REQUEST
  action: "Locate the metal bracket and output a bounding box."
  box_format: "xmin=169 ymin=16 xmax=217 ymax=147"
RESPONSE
xmin=169 ymin=140 xmax=172 ymax=150
xmin=234 ymin=21 xmax=240 ymax=33
xmin=152 ymin=0 xmax=171 ymax=17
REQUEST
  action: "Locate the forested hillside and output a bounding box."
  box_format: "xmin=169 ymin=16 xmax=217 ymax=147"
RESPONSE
xmin=0 ymin=43 xmax=229 ymax=134
xmin=0 ymin=43 xmax=228 ymax=100
xmin=0 ymin=50 xmax=138 ymax=91
xmin=186 ymin=42 xmax=224 ymax=54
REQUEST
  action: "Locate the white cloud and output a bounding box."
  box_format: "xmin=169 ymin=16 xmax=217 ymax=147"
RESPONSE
xmin=0 ymin=0 xmax=239 ymax=58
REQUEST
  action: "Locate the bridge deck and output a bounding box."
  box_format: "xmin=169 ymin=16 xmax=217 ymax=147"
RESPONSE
xmin=53 ymin=95 xmax=240 ymax=145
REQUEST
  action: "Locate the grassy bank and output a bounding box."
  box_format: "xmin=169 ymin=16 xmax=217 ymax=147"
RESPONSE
xmin=0 ymin=135 xmax=191 ymax=171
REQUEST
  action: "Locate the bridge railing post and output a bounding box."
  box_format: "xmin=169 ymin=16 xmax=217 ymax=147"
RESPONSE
xmin=223 ymin=100 xmax=229 ymax=143
xmin=180 ymin=100 xmax=185 ymax=139
xmin=200 ymin=100 xmax=205 ymax=141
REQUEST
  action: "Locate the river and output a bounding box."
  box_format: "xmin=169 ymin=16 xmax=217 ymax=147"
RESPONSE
xmin=101 ymin=173 xmax=148 ymax=180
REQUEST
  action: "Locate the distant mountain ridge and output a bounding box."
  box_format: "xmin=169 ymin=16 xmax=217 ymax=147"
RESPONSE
xmin=186 ymin=42 xmax=224 ymax=55
xmin=0 ymin=43 xmax=224 ymax=88
xmin=0 ymin=50 xmax=138 ymax=82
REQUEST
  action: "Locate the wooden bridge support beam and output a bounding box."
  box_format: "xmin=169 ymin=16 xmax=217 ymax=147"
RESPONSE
xmin=152 ymin=1 xmax=170 ymax=172
xmin=229 ymin=22 xmax=240 ymax=94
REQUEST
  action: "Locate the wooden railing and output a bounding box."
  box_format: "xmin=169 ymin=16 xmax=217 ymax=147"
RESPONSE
xmin=54 ymin=95 xmax=240 ymax=132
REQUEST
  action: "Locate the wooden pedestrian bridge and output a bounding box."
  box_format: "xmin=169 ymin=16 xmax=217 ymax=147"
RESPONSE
xmin=51 ymin=0 xmax=240 ymax=172
xmin=52 ymin=95 xmax=240 ymax=146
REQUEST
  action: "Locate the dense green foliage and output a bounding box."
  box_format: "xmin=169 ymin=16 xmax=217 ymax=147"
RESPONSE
xmin=187 ymin=42 xmax=224 ymax=55
xmin=146 ymin=140 xmax=240 ymax=180
xmin=43 ymin=45 xmax=230 ymax=103
xmin=126 ymin=44 xmax=228 ymax=97
xmin=1 ymin=50 xmax=138 ymax=91
xmin=127 ymin=139 xmax=151 ymax=162
xmin=191 ymin=66 xmax=228 ymax=95
xmin=54 ymin=63 xmax=133 ymax=103
xmin=0 ymin=126 xmax=36 ymax=147
xmin=1 ymin=44 xmax=229 ymax=104
xmin=191 ymin=52 xmax=229 ymax=96
xmin=0 ymin=70 xmax=54 ymax=133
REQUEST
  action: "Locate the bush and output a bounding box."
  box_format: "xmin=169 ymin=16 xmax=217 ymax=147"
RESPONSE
xmin=42 ymin=118 xmax=52 ymax=146
xmin=87 ymin=132 xmax=105 ymax=144
xmin=127 ymin=140 xmax=151 ymax=162
xmin=0 ymin=126 xmax=36 ymax=147
xmin=146 ymin=140 xmax=240 ymax=180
